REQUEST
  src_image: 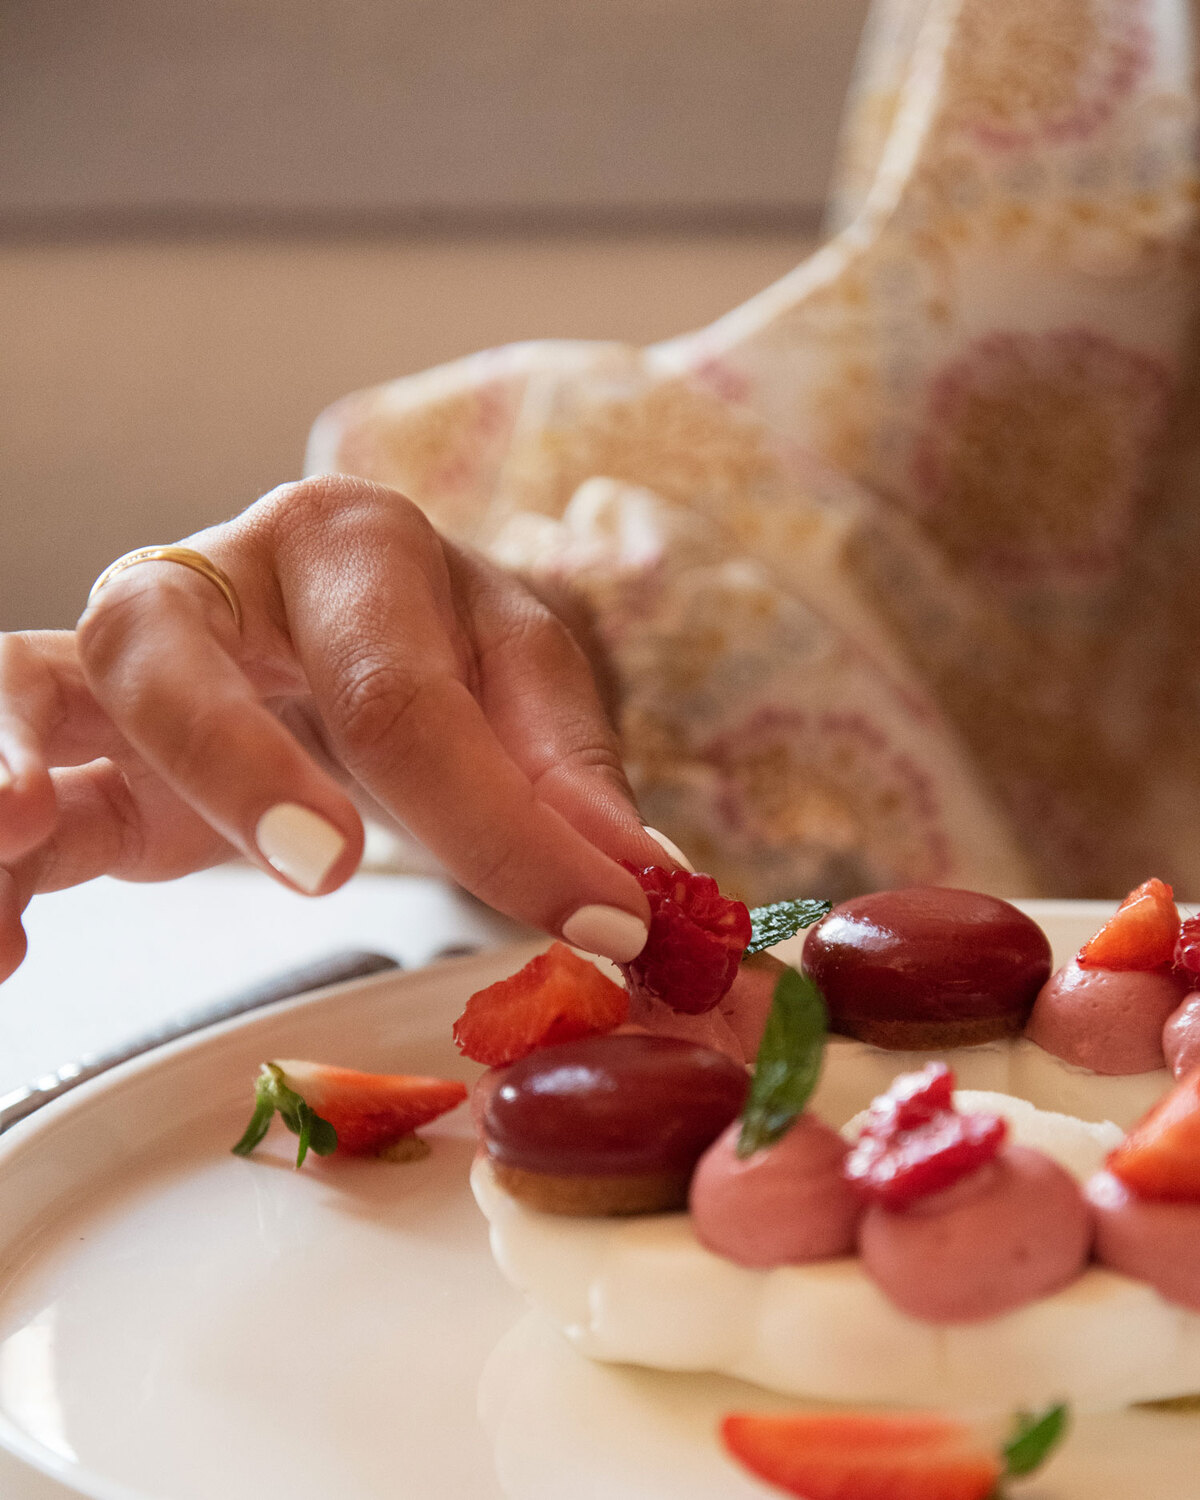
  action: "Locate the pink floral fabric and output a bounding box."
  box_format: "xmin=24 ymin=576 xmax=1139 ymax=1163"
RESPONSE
xmin=307 ymin=0 xmax=1200 ymax=903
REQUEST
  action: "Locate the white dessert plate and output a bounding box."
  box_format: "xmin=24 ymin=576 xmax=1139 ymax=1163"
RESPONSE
xmin=0 ymin=907 xmax=1194 ymax=1500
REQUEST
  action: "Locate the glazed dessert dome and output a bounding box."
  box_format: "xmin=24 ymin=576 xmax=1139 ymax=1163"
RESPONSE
xmin=801 ymin=887 xmax=1051 ymax=1048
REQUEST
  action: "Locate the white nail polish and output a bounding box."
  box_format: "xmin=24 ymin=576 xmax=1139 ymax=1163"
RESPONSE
xmin=561 ymin=904 xmax=649 ymax=963
xmin=255 ymin=803 xmax=346 ymax=894
xmin=642 ymin=825 xmax=695 ymax=872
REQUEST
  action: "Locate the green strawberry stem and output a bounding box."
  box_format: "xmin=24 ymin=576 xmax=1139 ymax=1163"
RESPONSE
xmin=736 ymin=968 xmax=828 ymax=1158
xmin=1001 ymin=1403 xmax=1069 ymax=1481
xmin=231 ymin=1063 xmax=339 ymax=1168
xmin=744 ymin=898 xmax=832 ymax=957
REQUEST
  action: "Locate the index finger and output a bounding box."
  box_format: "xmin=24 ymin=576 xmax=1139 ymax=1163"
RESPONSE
xmin=259 ymin=480 xmax=651 ymax=961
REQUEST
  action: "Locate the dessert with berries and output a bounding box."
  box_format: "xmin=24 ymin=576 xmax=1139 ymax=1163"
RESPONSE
xmin=462 ymin=870 xmax=1200 ymax=1409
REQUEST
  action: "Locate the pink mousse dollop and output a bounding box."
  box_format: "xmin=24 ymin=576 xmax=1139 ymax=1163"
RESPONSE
xmin=859 ymin=1145 xmax=1092 ymax=1322
xmin=620 ymin=953 xmax=791 ymax=1066
xmin=1163 ymin=994 xmax=1200 ymax=1080
xmin=1025 ymin=960 xmax=1187 ymax=1074
xmin=1086 ymin=1169 xmax=1200 ymax=1311
xmin=689 ymin=1114 xmax=862 ymax=1267
xmin=618 ymin=993 xmax=745 ymax=1061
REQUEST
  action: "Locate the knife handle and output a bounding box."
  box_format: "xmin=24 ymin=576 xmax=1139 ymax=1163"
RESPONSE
xmin=0 ymin=948 xmax=401 ymax=1135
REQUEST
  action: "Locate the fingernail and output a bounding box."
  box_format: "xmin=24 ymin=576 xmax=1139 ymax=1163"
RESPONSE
xmin=561 ymin=904 xmax=649 ymax=963
xmin=0 ymin=759 xmax=11 ymax=793
xmin=642 ymin=825 xmax=695 ymax=872
xmin=255 ymin=803 xmax=346 ymax=894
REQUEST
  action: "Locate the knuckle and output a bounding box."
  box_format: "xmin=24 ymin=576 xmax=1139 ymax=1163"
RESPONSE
xmin=250 ymin=475 xmax=434 ymax=555
xmin=328 ymin=656 xmax=433 ymax=769
xmin=486 ymin=590 xmax=580 ymax=671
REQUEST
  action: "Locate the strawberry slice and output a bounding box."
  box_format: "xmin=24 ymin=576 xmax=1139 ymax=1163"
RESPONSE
xmin=721 ymin=1411 xmax=999 ymax=1500
xmin=232 ymin=1060 xmax=467 ymax=1167
xmin=1106 ymin=1065 xmax=1200 ymax=1202
xmin=1077 ymin=877 xmax=1179 ymax=971
xmin=844 ymin=1063 xmax=1008 ymax=1209
xmin=720 ymin=1405 xmax=1067 ymax=1500
xmin=619 ymin=863 xmax=752 ymax=1014
xmin=452 ymin=942 xmax=628 ymax=1067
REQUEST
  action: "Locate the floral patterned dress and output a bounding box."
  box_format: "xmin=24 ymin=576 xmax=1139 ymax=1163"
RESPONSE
xmin=307 ymin=0 xmax=1200 ymax=905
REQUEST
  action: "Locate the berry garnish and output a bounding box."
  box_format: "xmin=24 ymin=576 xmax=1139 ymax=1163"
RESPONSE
xmin=857 ymin=1059 xmax=955 ymax=1140
xmin=844 ymin=1063 xmax=1008 ymax=1209
xmin=232 ymin=1060 xmax=467 ymax=1167
xmin=720 ymin=1403 xmax=1067 ymax=1500
xmin=1106 ymin=1065 xmax=1200 ymax=1202
xmin=1077 ymin=877 xmax=1179 ymax=971
xmin=619 ymin=863 xmax=751 ymax=1014
xmin=453 ymin=942 xmax=628 ymax=1067
xmin=1174 ymin=915 xmax=1200 ymax=979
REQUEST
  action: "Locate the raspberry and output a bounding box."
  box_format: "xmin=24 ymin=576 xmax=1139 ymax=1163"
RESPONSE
xmin=619 ymin=864 xmax=752 ymax=1015
xmin=845 ymin=1065 xmax=1008 ymax=1209
xmin=1174 ymin=915 xmax=1200 ymax=979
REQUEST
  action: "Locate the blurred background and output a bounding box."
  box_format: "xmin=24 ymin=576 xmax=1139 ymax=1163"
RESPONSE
xmin=0 ymin=0 xmax=871 ymax=628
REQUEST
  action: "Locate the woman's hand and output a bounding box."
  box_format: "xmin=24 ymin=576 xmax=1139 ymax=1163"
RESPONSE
xmin=0 ymin=476 xmax=676 ymax=984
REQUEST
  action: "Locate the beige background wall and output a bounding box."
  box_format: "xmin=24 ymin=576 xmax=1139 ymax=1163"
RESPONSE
xmin=0 ymin=232 xmax=812 ymax=627
xmin=1 ymin=0 xmax=864 ymax=627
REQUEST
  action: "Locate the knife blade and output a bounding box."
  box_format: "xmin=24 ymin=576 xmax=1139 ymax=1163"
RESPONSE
xmin=0 ymin=948 xmax=402 ymax=1136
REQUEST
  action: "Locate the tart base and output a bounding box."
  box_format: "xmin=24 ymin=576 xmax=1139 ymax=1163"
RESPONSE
xmin=491 ymin=1160 xmax=690 ymax=1216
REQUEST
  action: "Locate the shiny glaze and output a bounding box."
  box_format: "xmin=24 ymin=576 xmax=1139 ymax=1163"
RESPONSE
xmin=802 ymin=887 xmax=1051 ymax=1036
xmin=483 ymin=1034 xmax=749 ymax=1177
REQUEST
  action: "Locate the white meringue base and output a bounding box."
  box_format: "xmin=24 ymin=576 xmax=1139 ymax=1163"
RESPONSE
xmin=811 ymin=1035 xmax=1169 ymax=1131
xmin=472 ymin=1084 xmax=1200 ymax=1412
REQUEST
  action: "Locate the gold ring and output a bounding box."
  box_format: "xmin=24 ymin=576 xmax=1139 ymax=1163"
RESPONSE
xmin=88 ymin=546 xmax=243 ymax=631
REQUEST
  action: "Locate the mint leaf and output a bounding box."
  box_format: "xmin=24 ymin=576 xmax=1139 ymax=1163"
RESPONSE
xmin=736 ymin=968 xmax=828 ymax=1157
xmin=230 ymin=1063 xmax=338 ymax=1168
xmin=1002 ymin=1403 xmax=1069 ymax=1478
xmin=745 ymin=898 xmax=832 ymax=957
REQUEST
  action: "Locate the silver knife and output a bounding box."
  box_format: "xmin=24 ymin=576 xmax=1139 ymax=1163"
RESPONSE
xmin=0 ymin=948 xmax=402 ymax=1136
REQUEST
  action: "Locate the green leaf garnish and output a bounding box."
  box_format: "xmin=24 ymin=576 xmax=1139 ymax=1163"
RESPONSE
xmin=744 ymin=898 xmax=832 ymax=957
xmin=736 ymin=967 xmax=828 ymax=1158
xmin=231 ymin=1063 xmax=339 ymax=1168
xmin=1001 ymin=1403 xmax=1069 ymax=1479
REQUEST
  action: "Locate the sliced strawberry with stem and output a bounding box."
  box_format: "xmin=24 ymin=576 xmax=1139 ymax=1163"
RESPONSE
xmin=720 ymin=1403 xmax=1067 ymax=1500
xmin=619 ymin=863 xmax=751 ymax=1014
xmin=1106 ymin=1065 xmax=1200 ymax=1202
xmin=233 ymin=1063 xmax=337 ymax=1167
xmin=1077 ymin=877 xmax=1179 ymax=971
xmin=452 ymin=942 xmax=628 ymax=1067
xmin=232 ymin=1060 xmax=467 ymax=1167
xmin=844 ymin=1063 xmax=1008 ymax=1209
